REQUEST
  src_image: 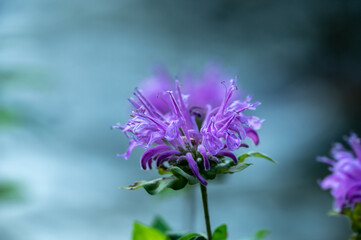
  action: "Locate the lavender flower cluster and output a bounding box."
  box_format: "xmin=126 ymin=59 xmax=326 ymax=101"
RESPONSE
xmin=318 ymin=133 xmax=361 ymax=211
xmin=113 ymin=67 xmax=262 ymax=185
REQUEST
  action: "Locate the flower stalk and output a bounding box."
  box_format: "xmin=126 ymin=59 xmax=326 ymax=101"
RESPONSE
xmin=200 ymin=184 xmax=212 ymax=240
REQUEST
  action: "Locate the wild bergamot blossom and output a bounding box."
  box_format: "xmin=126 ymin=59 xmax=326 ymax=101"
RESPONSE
xmin=112 ymin=73 xmax=262 ymax=185
xmin=318 ymin=133 xmax=361 ymax=210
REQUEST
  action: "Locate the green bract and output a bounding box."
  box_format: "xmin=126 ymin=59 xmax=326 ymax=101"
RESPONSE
xmin=121 ymin=151 xmax=276 ymax=195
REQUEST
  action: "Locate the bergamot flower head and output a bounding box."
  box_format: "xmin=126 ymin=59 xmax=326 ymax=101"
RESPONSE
xmin=113 ymin=70 xmax=263 ymax=186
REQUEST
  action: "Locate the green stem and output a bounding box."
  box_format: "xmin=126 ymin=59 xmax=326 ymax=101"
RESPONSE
xmin=200 ymin=184 xmax=212 ymax=240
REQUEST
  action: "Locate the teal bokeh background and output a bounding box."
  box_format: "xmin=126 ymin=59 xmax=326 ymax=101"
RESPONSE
xmin=1 ymin=1 xmax=360 ymax=239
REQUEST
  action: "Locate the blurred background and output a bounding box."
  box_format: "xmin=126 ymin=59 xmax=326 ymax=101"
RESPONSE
xmin=1 ymin=0 xmax=361 ymax=239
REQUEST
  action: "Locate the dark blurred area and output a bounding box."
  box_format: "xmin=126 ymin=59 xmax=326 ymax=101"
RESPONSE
xmin=1 ymin=0 xmax=360 ymax=239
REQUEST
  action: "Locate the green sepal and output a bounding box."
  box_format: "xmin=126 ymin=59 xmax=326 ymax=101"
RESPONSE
xmin=213 ymin=155 xmax=252 ymax=175
xmin=213 ymin=224 xmax=228 ymax=240
xmin=238 ymin=152 xmax=277 ymax=164
xmin=132 ymin=222 xmax=167 ymax=240
xmin=170 ymin=167 xmax=198 ymax=185
xmin=215 ymin=159 xmax=236 ymax=171
xmin=203 ymin=168 xmax=217 ymax=180
xmin=121 ymin=176 xmax=188 ymax=195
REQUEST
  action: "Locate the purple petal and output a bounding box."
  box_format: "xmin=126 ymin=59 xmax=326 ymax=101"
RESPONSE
xmin=186 ymin=152 xmax=207 ymax=185
xmin=331 ymin=143 xmax=354 ymax=161
xmin=217 ymin=151 xmax=238 ymax=164
xmin=317 ymin=156 xmax=335 ymax=166
xmin=176 ymin=80 xmax=196 ymax=130
xmin=208 ymin=155 xmax=220 ymax=163
xmin=345 ymin=182 xmax=361 ymax=207
xmin=245 ymin=127 xmax=259 ymax=145
xmin=335 ymin=160 xmax=361 ymax=180
xmin=348 ymin=133 xmax=361 ymax=162
xmin=198 ymin=144 xmax=210 ymax=170
xmin=117 ymin=140 xmax=139 ymax=160
xmin=226 ymin=133 xmax=241 ymax=151
xmin=140 ymin=145 xmax=172 ymax=170
xmin=240 ymin=143 xmax=249 ymax=148
xmin=247 ymin=116 xmax=264 ymax=130
xmin=165 ymin=121 xmax=181 ymax=141
xmin=128 ymin=97 xmax=141 ymax=109
xmin=203 ymin=133 xmax=223 ymax=155
xmin=217 ymin=81 xmax=237 ymax=115
xmin=229 ymin=123 xmax=247 ymax=140
xmin=156 ymin=150 xmax=180 ymax=167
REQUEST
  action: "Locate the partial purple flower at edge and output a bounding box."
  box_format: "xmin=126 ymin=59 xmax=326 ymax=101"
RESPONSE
xmin=318 ymin=133 xmax=361 ymax=211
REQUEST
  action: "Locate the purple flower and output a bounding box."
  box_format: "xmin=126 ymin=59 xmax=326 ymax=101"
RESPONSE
xmin=113 ymin=71 xmax=262 ymax=185
xmin=318 ymin=133 xmax=361 ymax=211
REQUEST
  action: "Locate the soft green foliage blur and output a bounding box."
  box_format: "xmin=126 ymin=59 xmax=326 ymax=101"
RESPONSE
xmin=0 ymin=182 xmax=19 ymax=201
xmin=0 ymin=67 xmax=28 ymax=202
xmin=132 ymin=222 xmax=167 ymax=240
xmin=342 ymin=203 xmax=361 ymax=240
xmin=131 ymin=216 xmax=269 ymax=240
xmin=0 ymin=69 xmax=20 ymax=127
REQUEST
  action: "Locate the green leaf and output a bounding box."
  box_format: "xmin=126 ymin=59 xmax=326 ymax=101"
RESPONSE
xmin=217 ymin=162 xmax=252 ymax=174
xmin=238 ymin=152 xmax=277 ymax=164
xmin=132 ymin=222 xmax=167 ymax=240
xmin=178 ymin=233 xmax=206 ymax=240
xmin=254 ymin=229 xmax=269 ymax=240
xmin=120 ymin=181 xmax=147 ymax=190
xmin=213 ymin=224 xmax=228 ymax=240
xmin=121 ymin=176 xmax=188 ymax=195
xmin=151 ymin=216 xmax=171 ymax=234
